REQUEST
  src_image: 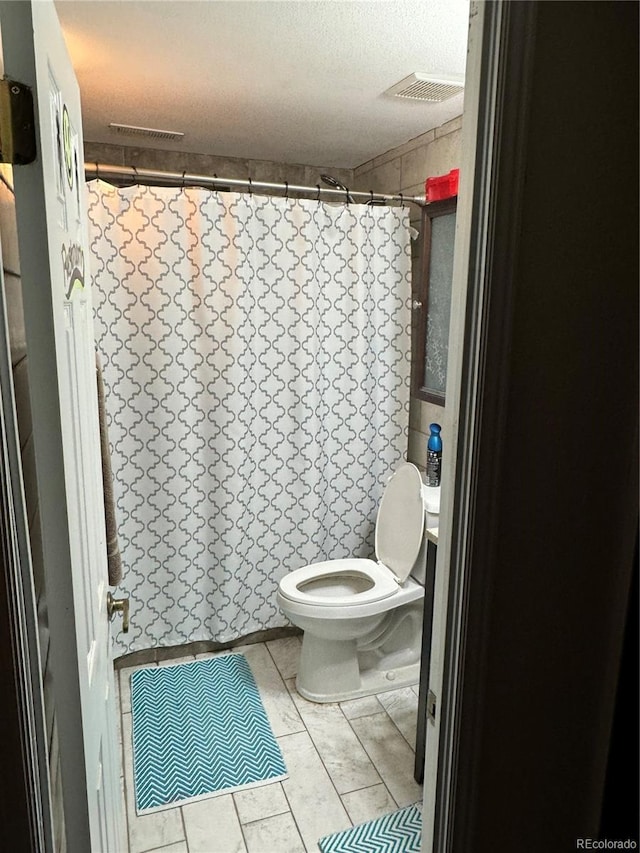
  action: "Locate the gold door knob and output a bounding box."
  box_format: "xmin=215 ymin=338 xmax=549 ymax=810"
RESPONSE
xmin=107 ymin=592 xmax=130 ymax=633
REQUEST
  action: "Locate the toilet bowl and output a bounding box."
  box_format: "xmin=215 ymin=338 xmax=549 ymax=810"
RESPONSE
xmin=276 ymin=462 xmax=429 ymax=703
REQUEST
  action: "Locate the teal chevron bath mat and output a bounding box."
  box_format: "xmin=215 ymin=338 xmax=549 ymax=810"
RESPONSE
xmin=130 ymin=654 xmax=287 ymax=813
xmin=319 ymin=803 xmax=422 ymax=853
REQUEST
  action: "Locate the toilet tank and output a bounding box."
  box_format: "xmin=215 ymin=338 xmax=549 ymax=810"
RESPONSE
xmin=423 ymin=484 xmax=441 ymax=531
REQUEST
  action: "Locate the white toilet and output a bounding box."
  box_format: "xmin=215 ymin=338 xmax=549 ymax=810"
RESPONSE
xmin=277 ymin=462 xmax=432 ymax=703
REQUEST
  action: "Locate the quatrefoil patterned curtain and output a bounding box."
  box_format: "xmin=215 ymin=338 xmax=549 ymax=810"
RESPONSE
xmin=87 ymin=181 xmax=411 ymax=656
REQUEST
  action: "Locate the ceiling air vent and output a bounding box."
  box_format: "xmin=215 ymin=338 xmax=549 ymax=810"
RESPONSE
xmin=384 ymin=74 xmax=464 ymax=103
xmin=108 ymin=123 xmax=184 ymax=142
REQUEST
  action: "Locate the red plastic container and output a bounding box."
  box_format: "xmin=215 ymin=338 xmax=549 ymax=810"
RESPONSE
xmin=425 ymin=168 xmax=459 ymax=201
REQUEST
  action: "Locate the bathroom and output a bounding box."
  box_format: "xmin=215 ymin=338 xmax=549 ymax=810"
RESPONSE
xmin=2 ymin=3 xmax=638 ymax=851
xmin=76 ymin=2 xmax=466 ymax=849
xmin=5 ymin=1 xmax=468 ymax=850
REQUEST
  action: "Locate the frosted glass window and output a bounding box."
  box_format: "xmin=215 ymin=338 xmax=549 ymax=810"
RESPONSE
xmin=412 ymin=198 xmax=457 ymax=404
xmin=424 ymin=211 xmax=456 ymax=395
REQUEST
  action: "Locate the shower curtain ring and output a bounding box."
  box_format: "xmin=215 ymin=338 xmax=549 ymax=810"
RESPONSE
xmin=131 ymin=165 xmax=139 ymax=185
xmin=369 ymin=190 xmax=374 ymax=205
xmin=399 ymin=193 xmax=404 ymax=208
xmin=248 ymin=177 xmax=253 ymax=195
xmin=181 ymin=170 xmax=186 ymax=190
xmin=345 ymin=186 xmax=350 ymax=205
xmin=316 ymin=184 xmax=321 ymax=202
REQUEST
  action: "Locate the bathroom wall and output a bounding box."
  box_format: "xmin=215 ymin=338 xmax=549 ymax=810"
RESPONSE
xmin=353 ymin=116 xmax=463 ymax=475
xmin=85 ymin=116 xmax=462 ymax=477
xmin=83 ymin=141 xmax=355 ymax=198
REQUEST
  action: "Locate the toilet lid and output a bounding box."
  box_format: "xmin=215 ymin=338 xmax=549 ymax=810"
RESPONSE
xmin=375 ymin=462 xmax=425 ymax=583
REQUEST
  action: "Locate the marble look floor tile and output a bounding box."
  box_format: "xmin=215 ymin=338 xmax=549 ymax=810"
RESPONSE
xmin=116 ymin=774 xmax=129 ymax=851
xmin=339 ymin=695 xmax=383 ymax=720
xmin=266 ymin=636 xmax=302 ymax=680
xmin=182 ymin=794 xmax=246 ymax=853
xmin=157 ymin=653 xmax=196 ymax=667
xmin=119 ymin=661 xmax=158 ymax=716
xmin=194 ymin=648 xmax=230 ymax=661
xmin=115 ymin=707 xmax=124 ymax=777
xmin=349 ymin=712 xmax=423 ymax=808
xmin=233 ymin=782 xmax=289 ymax=825
xmin=120 ymin=714 xmax=184 ymax=853
xmin=278 ymin=731 xmax=351 ymax=850
xmin=120 ymin=641 xmax=427 ymax=851
xmin=241 ymin=643 xmax=305 ymax=737
xmin=340 ymin=783 xmax=399 ymax=825
xmin=289 ymin=692 xmax=380 ymax=794
xmin=243 ymin=812 xmax=305 ymax=853
xmin=142 ymin=843 xmax=188 ymax=853
xmin=377 ymin=687 xmax=419 ymax=749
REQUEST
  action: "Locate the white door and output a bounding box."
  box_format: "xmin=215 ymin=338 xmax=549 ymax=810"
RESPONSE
xmin=0 ymin=1 xmax=122 ymax=850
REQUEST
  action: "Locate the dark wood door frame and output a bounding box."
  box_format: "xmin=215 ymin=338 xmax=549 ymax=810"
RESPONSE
xmin=0 ymin=343 xmax=53 ymax=850
xmin=433 ymin=2 xmax=639 ymax=850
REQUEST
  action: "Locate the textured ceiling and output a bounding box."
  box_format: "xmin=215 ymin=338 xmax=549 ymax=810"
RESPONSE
xmin=55 ymin=0 xmax=469 ymax=169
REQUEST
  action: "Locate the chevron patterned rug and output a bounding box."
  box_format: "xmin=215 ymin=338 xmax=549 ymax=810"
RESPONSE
xmin=130 ymin=654 xmax=287 ymax=813
xmin=318 ymin=803 xmax=422 ymax=853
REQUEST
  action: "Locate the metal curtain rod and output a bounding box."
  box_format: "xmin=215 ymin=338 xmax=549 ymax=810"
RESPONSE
xmin=84 ymin=163 xmax=427 ymax=206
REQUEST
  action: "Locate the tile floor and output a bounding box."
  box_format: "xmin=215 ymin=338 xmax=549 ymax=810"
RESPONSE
xmin=115 ymin=636 xmax=423 ymax=853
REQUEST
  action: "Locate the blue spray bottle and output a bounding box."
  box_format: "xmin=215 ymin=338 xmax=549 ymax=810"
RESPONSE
xmin=426 ymin=423 xmax=442 ymax=487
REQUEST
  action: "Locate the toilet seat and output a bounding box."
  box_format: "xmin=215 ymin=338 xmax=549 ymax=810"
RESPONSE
xmin=278 ymin=463 xmax=425 ymax=610
xmin=278 ymin=558 xmax=399 ymax=608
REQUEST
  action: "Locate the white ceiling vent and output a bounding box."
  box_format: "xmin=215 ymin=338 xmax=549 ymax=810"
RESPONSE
xmin=384 ymin=73 xmax=464 ymax=102
xmin=108 ymin=123 xmax=185 ymax=141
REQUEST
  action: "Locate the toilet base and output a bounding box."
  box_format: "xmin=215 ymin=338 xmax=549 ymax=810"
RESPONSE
xmin=295 ymin=630 xmax=420 ymax=703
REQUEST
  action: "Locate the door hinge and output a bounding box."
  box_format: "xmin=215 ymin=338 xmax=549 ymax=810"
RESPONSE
xmin=0 ymin=77 xmax=36 ymax=165
xmin=427 ymin=689 xmax=437 ymax=724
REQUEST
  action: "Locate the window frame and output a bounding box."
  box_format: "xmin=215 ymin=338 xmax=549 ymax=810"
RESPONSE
xmin=412 ymin=196 xmax=458 ymax=404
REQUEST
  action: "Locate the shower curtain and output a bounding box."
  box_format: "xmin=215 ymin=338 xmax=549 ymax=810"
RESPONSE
xmin=87 ymin=181 xmax=411 ymax=656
